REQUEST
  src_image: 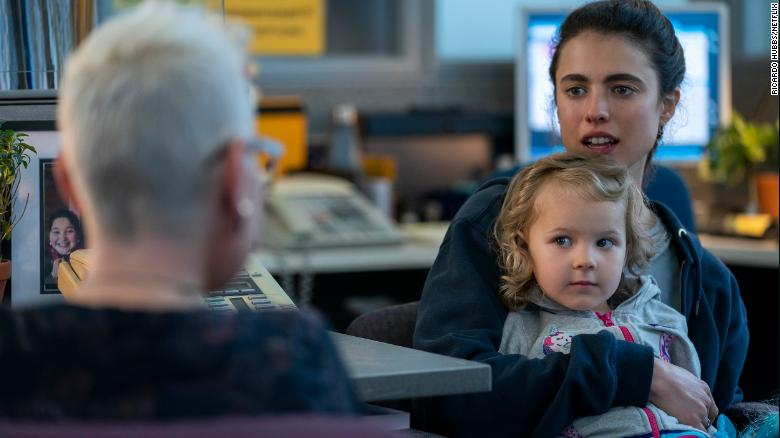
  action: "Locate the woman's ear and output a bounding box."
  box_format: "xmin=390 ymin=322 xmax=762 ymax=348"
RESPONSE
xmin=660 ymin=88 xmax=681 ymax=125
xmin=214 ymin=141 xmax=246 ymax=228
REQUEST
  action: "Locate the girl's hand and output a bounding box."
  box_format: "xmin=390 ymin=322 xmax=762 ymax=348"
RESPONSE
xmin=649 ymin=358 xmax=718 ymax=431
xmin=51 ymin=257 xmax=62 ymax=279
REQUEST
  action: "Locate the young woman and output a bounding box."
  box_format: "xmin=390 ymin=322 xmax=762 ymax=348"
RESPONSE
xmin=413 ymin=1 xmax=748 ymax=436
xmin=44 ymin=209 xmax=85 ymax=286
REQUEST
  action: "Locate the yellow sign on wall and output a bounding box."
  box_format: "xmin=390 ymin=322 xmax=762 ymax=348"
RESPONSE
xmin=224 ymin=0 xmax=324 ymax=56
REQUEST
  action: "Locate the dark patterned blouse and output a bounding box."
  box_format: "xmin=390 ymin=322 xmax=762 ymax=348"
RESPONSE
xmin=0 ymin=305 xmax=360 ymax=419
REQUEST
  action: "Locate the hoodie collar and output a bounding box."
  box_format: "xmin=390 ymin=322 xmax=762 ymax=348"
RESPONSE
xmin=650 ymin=201 xmax=695 ymax=259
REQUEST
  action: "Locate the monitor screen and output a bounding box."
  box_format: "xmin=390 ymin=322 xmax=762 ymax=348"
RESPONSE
xmin=515 ymin=4 xmax=730 ymax=164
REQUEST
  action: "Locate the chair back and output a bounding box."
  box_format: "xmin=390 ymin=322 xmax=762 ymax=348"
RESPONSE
xmin=346 ymin=301 xmax=419 ymax=348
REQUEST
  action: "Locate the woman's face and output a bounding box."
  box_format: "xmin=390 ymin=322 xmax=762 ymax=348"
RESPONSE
xmin=554 ymin=32 xmax=678 ymax=179
xmin=49 ymin=217 xmax=77 ymax=255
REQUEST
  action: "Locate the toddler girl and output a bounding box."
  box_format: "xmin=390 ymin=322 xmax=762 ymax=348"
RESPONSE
xmin=495 ymin=153 xmax=734 ymax=437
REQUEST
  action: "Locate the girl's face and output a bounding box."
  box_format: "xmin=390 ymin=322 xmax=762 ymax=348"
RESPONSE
xmin=49 ymin=217 xmax=77 ymax=255
xmin=526 ymin=182 xmax=627 ymax=313
xmin=554 ymin=32 xmax=678 ymax=180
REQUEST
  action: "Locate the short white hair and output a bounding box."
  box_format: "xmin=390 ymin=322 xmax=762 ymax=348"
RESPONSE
xmin=58 ymin=1 xmax=253 ymax=239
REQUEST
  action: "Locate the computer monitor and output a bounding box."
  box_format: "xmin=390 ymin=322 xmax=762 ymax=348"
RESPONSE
xmin=515 ymin=4 xmax=731 ymax=164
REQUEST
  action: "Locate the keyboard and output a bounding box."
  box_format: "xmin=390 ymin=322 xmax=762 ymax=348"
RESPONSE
xmin=204 ymin=254 xmax=297 ymax=313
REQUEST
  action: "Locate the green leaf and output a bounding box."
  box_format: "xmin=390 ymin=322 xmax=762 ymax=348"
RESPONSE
xmin=0 ymin=125 xmax=39 ymax=238
xmin=702 ymin=110 xmax=780 ymax=184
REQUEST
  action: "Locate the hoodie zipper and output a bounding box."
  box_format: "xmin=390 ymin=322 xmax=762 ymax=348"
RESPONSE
xmin=679 ymin=259 xmax=688 ymax=313
xmin=595 ymin=311 xmax=614 ymax=327
xmin=594 ymin=312 xmax=636 ymax=342
xmin=676 ymin=228 xmax=698 ymax=316
xmin=595 ymin=311 xmax=659 ymax=437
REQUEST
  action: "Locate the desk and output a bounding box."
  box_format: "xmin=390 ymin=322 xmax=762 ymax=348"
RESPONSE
xmin=256 ymin=224 xmax=778 ymax=273
xmin=698 ymin=234 xmax=778 ymax=268
xmin=256 ymin=241 xmax=440 ymax=274
xmin=331 ymin=332 xmax=492 ymax=402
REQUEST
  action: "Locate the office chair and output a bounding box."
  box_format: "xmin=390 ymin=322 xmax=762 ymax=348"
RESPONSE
xmin=345 ymin=301 xmax=419 ymax=349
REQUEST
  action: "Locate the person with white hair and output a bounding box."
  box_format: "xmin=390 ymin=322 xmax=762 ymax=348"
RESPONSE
xmin=0 ymin=2 xmax=359 ymax=419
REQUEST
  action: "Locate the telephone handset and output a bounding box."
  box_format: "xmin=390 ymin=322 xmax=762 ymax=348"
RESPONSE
xmin=58 ymin=250 xmax=296 ymax=312
xmin=263 ymin=173 xmax=403 ymax=249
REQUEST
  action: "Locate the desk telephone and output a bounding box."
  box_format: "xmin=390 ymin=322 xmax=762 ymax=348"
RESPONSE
xmin=263 ymin=173 xmax=403 ymax=249
xmin=58 ymin=250 xmax=297 ymax=313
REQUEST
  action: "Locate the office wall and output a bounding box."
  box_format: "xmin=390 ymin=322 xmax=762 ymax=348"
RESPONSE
xmin=2 ymin=1 xmax=776 ymax=134
xmin=258 ymin=0 xmax=779 ymax=139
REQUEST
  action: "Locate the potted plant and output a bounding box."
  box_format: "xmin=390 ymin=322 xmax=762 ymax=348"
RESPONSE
xmin=0 ymin=122 xmax=37 ymax=301
xmin=700 ymin=112 xmax=780 ymax=218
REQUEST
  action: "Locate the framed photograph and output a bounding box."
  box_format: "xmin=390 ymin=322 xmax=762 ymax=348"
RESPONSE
xmin=38 ymin=159 xmax=85 ymax=294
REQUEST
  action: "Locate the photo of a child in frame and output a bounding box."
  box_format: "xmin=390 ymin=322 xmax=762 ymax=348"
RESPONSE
xmin=40 ymin=159 xmax=86 ymax=294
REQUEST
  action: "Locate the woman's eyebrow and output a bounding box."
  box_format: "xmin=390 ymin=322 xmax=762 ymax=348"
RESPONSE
xmin=559 ymin=73 xmax=645 ymax=85
xmin=604 ymin=73 xmax=645 ymax=85
xmin=559 ymin=73 xmax=589 ymax=83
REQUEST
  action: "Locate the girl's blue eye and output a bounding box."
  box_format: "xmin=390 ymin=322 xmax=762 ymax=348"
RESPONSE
xmin=613 ymin=86 xmax=635 ymax=96
xmin=554 ymin=236 xmax=572 ymax=247
xmin=566 ymin=87 xmax=585 ymax=97
xmin=597 ymin=238 xmax=615 ymax=249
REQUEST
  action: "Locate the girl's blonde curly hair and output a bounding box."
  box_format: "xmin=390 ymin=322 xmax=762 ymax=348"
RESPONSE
xmin=493 ymin=153 xmax=658 ymax=311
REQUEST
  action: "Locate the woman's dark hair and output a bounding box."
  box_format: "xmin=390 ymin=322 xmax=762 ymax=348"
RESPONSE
xmin=47 ymin=209 xmax=85 ymax=250
xmin=548 ymin=0 xmax=686 ymax=176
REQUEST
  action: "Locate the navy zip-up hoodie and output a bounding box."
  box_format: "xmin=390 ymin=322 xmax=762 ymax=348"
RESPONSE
xmin=413 ymin=177 xmax=749 ymax=438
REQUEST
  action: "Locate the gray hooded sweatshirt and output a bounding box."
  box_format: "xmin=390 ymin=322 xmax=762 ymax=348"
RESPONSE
xmin=499 ymin=275 xmax=715 ymax=437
